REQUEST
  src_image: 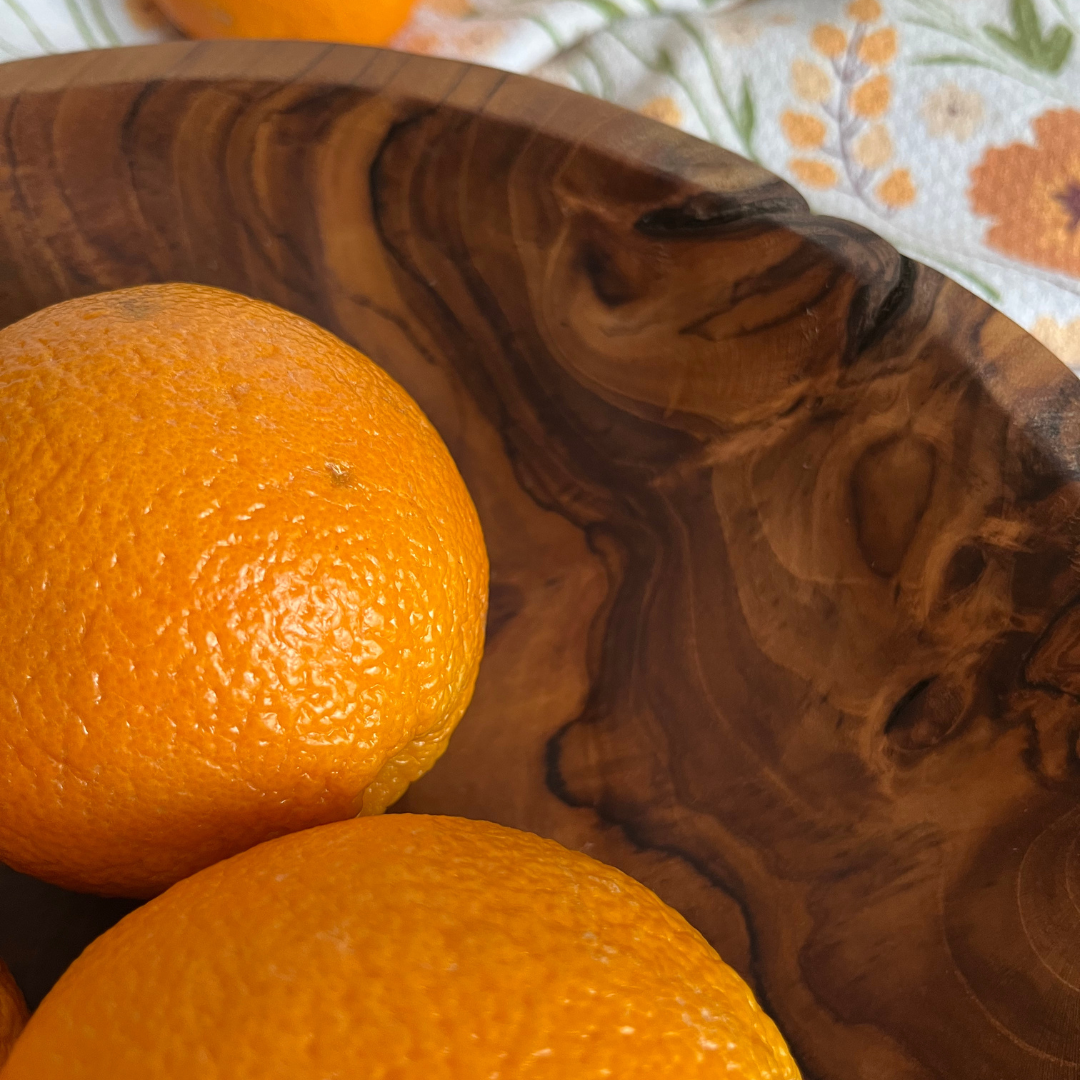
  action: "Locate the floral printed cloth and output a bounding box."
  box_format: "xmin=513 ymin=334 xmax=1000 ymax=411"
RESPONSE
xmin=5 ymin=0 xmax=1080 ymax=371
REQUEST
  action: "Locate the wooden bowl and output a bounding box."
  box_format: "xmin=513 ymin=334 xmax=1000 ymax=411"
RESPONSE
xmin=0 ymin=41 xmax=1078 ymax=1079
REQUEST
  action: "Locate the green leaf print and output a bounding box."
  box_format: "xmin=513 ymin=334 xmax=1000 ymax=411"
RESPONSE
xmin=2 ymin=0 xmax=55 ymax=52
xmin=671 ymin=15 xmax=758 ymax=161
xmin=983 ymin=0 xmax=1074 ymax=73
xmin=61 ymin=0 xmax=99 ymax=48
xmin=576 ymin=0 xmax=629 ymax=19
xmin=86 ymin=0 xmax=123 ymax=47
xmin=736 ymin=76 xmax=755 ymax=148
xmin=913 ymin=53 xmax=1001 ymax=66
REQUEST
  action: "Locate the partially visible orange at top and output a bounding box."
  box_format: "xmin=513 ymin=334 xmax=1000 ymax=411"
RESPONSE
xmin=152 ymin=0 xmax=415 ymax=46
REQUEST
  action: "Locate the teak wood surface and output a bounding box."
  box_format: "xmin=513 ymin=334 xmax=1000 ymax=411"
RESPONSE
xmin=0 ymin=41 xmax=1077 ymax=1080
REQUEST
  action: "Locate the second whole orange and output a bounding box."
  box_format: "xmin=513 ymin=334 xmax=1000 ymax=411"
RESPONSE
xmin=1 ymin=815 xmax=801 ymax=1079
xmin=0 ymin=963 xmax=26 ymax=1069
xmin=0 ymin=284 xmax=488 ymax=897
xmin=152 ymin=0 xmax=416 ymax=46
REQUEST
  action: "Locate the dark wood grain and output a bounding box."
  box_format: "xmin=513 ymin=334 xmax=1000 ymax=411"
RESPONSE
xmin=0 ymin=41 xmax=1077 ymax=1079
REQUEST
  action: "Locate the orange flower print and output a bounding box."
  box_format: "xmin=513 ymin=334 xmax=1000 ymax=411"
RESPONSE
xmin=970 ymin=109 xmax=1080 ymax=278
xmin=1032 ymin=316 xmax=1080 ymax=366
xmin=921 ymin=83 xmax=984 ymax=142
xmin=792 ymin=59 xmax=833 ymax=103
xmin=781 ymin=111 xmax=828 ymax=149
xmin=396 ymin=29 xmax=441 ymax=52
xmin=848 ymin=0 xmax=883 ymax=21
xmin=858 ymin=28 xmax=896 ymax=66
xmin=395 ymin=10 xmax=504 ymax=58
xmin=639 ymin=96 xmax=683 ymax=128
xmin=812 ymin=24 xmax=848 ymax=58
xmin=855 ymin=124 xmax=893 ymax=169
xmin=876 ymin=169 xmax=916 ymax=208
xmin=784 ymin=7 xmax=914 ymax=217
xmin=791 ymin=160 xmax=840 ymax=188
xmin=708 ymin=14 xmax=762 ymax=48
xmin=851 ymin=74 xmax=891 ymax=118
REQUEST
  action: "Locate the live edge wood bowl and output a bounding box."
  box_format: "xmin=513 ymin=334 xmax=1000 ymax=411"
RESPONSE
xmin=0 ymin=40 xmax=1077 ymax=1079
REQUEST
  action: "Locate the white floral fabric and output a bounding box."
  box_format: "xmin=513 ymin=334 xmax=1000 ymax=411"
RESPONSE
xmin=5 ymin=0 xmax=1080 ymax=371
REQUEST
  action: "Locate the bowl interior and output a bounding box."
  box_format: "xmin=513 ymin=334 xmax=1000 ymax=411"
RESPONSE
xmin=1 ymin=41 xmax=1080 ymax=1079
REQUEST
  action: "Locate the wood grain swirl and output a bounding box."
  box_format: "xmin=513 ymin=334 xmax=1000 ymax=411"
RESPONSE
xmin=0 ymin=41 xmax=1077 ymax=1078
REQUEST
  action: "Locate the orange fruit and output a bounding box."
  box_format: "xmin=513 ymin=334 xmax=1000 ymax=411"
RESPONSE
xmin=0 ymin=284 xmax=487 ymax=898
xmin=152 ymin=0 xmax=415 ymax=45
xmin=2 ymin=816 xmax=800 ymax=1079
xmin=0 ymin=962 xmax=27 ymax=1069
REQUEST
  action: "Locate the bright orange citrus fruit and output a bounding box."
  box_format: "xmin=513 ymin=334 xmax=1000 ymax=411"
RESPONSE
xmin=0 ymin=962 xmax=26 ymax=1069
xmin=0 ymin=285 xmax=488 ymax=898
xmin=1 ymin=815 xmax=800 ymax=1079
xmin=152 ymin=0 xmax=415 ymax=45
